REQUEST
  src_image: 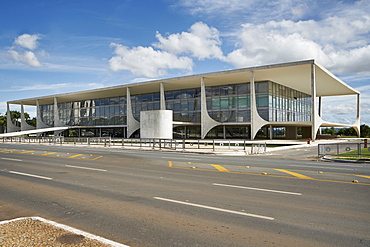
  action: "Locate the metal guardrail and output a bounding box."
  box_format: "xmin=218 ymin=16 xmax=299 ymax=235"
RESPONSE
xmin=318 ymin=141 xmax=370 ymax=157
xmin=0 ymin=137 xmax=267 ymax=154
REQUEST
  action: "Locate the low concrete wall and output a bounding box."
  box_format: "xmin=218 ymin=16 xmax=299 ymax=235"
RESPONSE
xmin=140 ymin=110 xmax=173 ymax=139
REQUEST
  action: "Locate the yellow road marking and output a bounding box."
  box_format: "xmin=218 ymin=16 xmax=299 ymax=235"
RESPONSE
xmin=355 ymin=175 xmax=370 ymax=179
xmin=68 ymin=154 xmax=83 ymax=158
xmin=91 ymin=156 xmax=103 ymax=160
xmin=0 ymin=149 xmax=101 ymax=160
xmin=274 ymin=169 xmax=314 ymax=180
xmin=168 ymin=162 xmax=370 ymax=185
xmin=41 ymin=152 xmax=57 ymax=156
xmin=211 ymin=165 xmax=230 ymax=172
xmin=18 ymin=151 xmax=34 ymax=154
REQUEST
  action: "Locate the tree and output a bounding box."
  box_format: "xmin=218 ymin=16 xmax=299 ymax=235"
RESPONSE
xmin=0 ymin=111 xmax=36 ymax=133
xmin=322 ymin=127 xmax=336 ymax=135
xmin=337 ymin=124 xmax=370 ymax=137
xmin=360 ymin=124 xmax=370 ymax=138
xmin=5 ymin=110 xmax=21 ymax=127
xmin=0 ymin=113 xmax=6 ymax=133
xmin=27 ymin=117 xmax=37 ymax=127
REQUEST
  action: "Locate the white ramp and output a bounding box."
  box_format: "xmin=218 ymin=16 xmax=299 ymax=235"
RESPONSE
xmin=0 ymin=127 xmax=69 ymax=138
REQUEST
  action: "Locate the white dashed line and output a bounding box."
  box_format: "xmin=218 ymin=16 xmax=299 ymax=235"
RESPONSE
xmin=213 ymin=183 xmax=301 ymax=195
xmin=9 ymin=171 xmax=52 ymax=180
xmin=1 ymin=157 xmax=23 ymax=162
xmin=65 ymin=165 xmax=107 ymax=172
xmin=154 ymin=197 xmax=274 ymax=220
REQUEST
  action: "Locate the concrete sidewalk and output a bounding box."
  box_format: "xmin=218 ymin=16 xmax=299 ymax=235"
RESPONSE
xmin=0 ymin=217 xmax=128 ymax=247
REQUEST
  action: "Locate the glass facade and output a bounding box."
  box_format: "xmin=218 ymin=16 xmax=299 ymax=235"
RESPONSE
xmin=205 ymin=81 xmax=311 ymax=123
xmin=41 ymin=97 xmax=127 ymax=127
xmin=165 ymin=88 xmax=201 ymax=122
xmin=268 ymin=81 xmax=312 ymax=122
xmin=131 ymin=93 xmax=160 ymax=121
xmin=206 ymin=83 xmax=250 ymax=122
xmin=38 ymin=80 xmax=312 ymax=138
xmin=39 ymin=104 xmax=54 ymax=126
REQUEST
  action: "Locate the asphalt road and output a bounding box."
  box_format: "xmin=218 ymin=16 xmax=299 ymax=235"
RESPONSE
xmin=0 ymin=143 xmax=369 ymax=246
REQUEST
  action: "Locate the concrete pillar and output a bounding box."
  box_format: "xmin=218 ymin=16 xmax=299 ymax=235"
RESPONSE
xmin=311 ymin=64 xmax=319 ymax=141
xmin=160 ymin=83 xmax=166 ymax=110
xmin=302 ymin=127 xmax=311 ymax=138
xmin=6 ymin=102 xmax=20 ymax=133
xmin=20 ymin=102 xmax=35 ymax=131
xmin=200 ymin=77 xmax=219 ymax=139
xmin=126 ymin=87 xmax=140 ymax=138
xmin=53 ymin=97 xmax=62 ymax=127
xmin=36 ymin=99 xmax=50 ymax=129
xmin=353 ymin=94 xmax=361 ymax=137
xmin=53 ymin=97 xmax=65 ymax=136
xmin=250 ymin=71 xmax=268 ymax=140
xmin=286 ymin=126 xmax=298 ymax=139
xmin=269 ymin=124 xmax=273 ymax=139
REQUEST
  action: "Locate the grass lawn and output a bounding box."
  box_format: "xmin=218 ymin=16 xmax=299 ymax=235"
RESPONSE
xmin=329 ymin=147 xmax=370 ymax=161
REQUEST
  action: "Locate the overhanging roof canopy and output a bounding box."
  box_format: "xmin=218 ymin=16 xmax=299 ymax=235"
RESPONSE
xmin=9 ymin=60 xmax=359 ymax=106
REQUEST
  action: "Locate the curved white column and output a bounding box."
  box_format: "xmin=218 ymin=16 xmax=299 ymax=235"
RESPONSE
xmin=20 ymin=102 xmax=35 ymax=131
xmin=6 ymin=102 xmax=20 ymax=133
xmin=200 ymin=77 xmax=220 ymax=139
xmin=126 ymin=87 xmax=140 ymax=138
xmin=250 ymin=71 xmax=268 ymax=140
xmin=353 ymin=94 xmax=361 ymax=137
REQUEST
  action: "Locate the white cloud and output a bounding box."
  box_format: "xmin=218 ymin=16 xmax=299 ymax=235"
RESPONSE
xmin=109 ymin=43 xmax=193 ymax=78
xmin=8 ymin=50 xmax=43 ymax=67
xmin=226 ymin=24 xmax=331 ymax=67
xmin=323 ymin=104 xmax=356 ymax=116
xmin=154 ymin=22 xmax=224 ymax=60
xmin=225 ymin=10 xmax=370 ymax=75
xmin=328 ymin=45 xmax=370 ymax=74
xmin=14 ymin=34 xmax=41 ymax=50
xmin=176 ymin=0 xmax=309 ymax=22
xmin=8 ymin=33 xmax=44 ymax=67
xmin=361 ymin=103 xmax=370 ymax=114
xmin=176 ymin=0 xmax=370 ymax=76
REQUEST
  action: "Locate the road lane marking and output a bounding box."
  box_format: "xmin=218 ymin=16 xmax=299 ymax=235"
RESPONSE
xmin=68 ymin=154 xmax=84 ymax=158
xmin=274 ymin=169 xmax=313 ymax=179
xmin=211 ymin=165 xmax=230 ymax=172
xmin=213 ymin=183 xmax=301 ymax=196
xmin=91 ymin=156 xmax=103 ymax=160
xmin=154 ymin=197 xmax=274 ymax=220
xmin=355 ymin=175 xmax=370 ymax=179
xmin=41 ymin=152 xmax=57 ymax=156
xmin=286 ymin=165 xmax=356 ymax=170
xmin=1 ymin=157 xmax=23 ymax=162
xmin=9 ymin=171 xmax=52 ymax=180
xmin=65 ymin=165 xmax=107 ymax=172
xmin=18 ymin=151 xmax=34 ymax=154
xmin=169 ymin=161 xmax=370 ymax=185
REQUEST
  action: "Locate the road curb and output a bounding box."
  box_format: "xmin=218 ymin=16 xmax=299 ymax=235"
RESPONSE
xmin=321 ymin=156 xmax=370 ymax=164
xmin=0 ymin=217 xmax=129 ymax=247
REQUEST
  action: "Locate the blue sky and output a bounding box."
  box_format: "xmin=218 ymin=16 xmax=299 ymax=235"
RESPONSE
xmin=0 ymin=0 xmax=369 ymax=125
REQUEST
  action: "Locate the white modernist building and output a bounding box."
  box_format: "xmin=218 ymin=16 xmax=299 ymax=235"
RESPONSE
xmin=5 ymin=60 xmax=361 ymax=140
